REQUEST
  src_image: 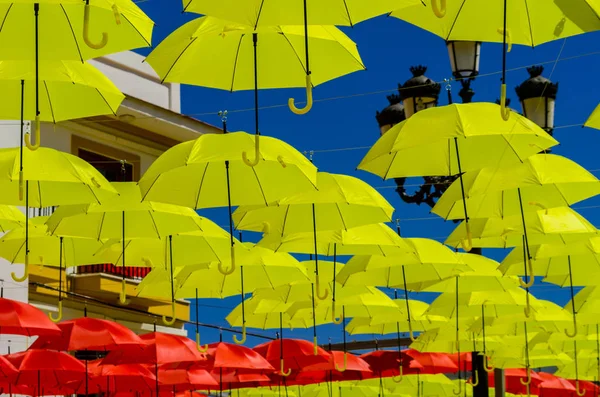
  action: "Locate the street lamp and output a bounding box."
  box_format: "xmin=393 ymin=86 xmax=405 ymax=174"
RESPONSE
xmin=376 ymin=93 xmax=405 ymax=135
xmin=399 ymin=65 xmax=441 ymax=118
xmin=515 ymin=65 xmax=558 ymax=135
xmin=447 ymin=41 xmax=481 ymax=104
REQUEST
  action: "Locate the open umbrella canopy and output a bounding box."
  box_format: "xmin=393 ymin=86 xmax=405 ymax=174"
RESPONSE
xmin=87 ymin=363 xmax=156 ymax=394
xmin=254 ymin=339 xmax=331 ymax=371
xmin=0 ymin=296 xmax=60 ymax=336
xmin=432 ymin=154 xmax=600 ymax=220
xmin=158 ymin=367 xmax=218 ymax=391
xmin=297 ymin=350 xmax=372 ymax=376
xmin=0 ymin=205 xmax=24 ymax=232
xmin=402 ymin=350 xmax=459 ymax=374
xmin=358 ymin=103 xmax=557 ymax=179
xmin=195 ymin=342 xmax=275 ymax=372
xmin=234 ymin=172 xmax=393 ymax=235
xmin=29 ymin=317 xmax=144 ymax=351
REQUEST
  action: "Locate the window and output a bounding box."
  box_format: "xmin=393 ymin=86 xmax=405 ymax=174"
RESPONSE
xmin=71 ymin=135 xmax=141 ymax=182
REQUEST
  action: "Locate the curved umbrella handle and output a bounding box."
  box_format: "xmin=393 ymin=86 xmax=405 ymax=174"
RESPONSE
xmin=500 ymin=84 xmax=511 ymax=121
xmin=25 ymin=116 xmax=41 ymax=151
xmin=162 ymin=301 xmax=177 ymax=325
xmin=218 ymin=247 xmax=236 ymax=276
xmin=392 ymin=365 xmax=403 ymax=383
xmin=233 ymin=324 xmax=247 ymax=345
xmin=431 ymin=0 xmax=446 ymax=18
xmin=497 ymin=29 xmax=513 ymax=52
xmin=576 ymin=380 xmax=587 ymax=396
xmin=471 ymin=367 xmax=479 ymax=386
xmin=196 ymin=332 xmax=209 ymax=352
xmin=453 ymin=380 xmax=462 ymax=396
xmin=280 ymin=359 xmax=292 ymax=377
xmin=460 ymin=223 xmax=472 ymax=252
xmin=119 ymin=279 xmax=128 ymax=305
xmin=288 ymin=75 xmax=313 ymax=115
xmin=519 ymin=258 xmax=535 ymax=288
xmin=313 ymin=336 xmax=318 ymax=356
xmin=519 ymin=371 xmax=532 ymax=386
xmin=11 ymin=255 xmax=29 ymax=282
xmin=83 ymin=3 xmax=108 ymax=49
xmin=49 ymin=300 xmax=63 ymax=323
xmin=316 ymin=275 xmax=329 ymax=300
xmin=334 ymin=352 xmax=347 ymax=372
xmin=112 ymin=4 xmax=121 ymax=24
xmin=242 ymin=135 xmax=260 ymax=167
xmin=565 ymin=314 xmax=578 ymax=338
xmin=408 ymin=320 xmax=417 ymax=342
xmin=483 ymin=356 xmax=494 ymax=373
xmin=332 ymin=301 xmax=343 ymax=324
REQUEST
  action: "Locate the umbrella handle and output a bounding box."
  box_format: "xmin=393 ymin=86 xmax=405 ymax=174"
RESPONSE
xmin=162 ymin=301 xmax=177 ymax=325
xmin=392 ymin=365 xmax=403 ymax=383
xmin=83 ymin=3 xmax=108 ymax=49
xmin=576 ymin=380 xmax=587 ymax=396
xmin=332 ymin=301 xmax=343 ymax=325
xmin=313 ymin=336 xmax=318 ymax=355
xmin=196 ymin=332 xmax=209 ymax=353
xmin=431 ymin=0 xmax=446 ymax=18
xmin=242 ymin=135 xmax=260 ymax=167
xmin=497 ymin=29 xmax=513 ymax=52
xmin=499 ymin=84 xmax=511 ymax=121
xmin=49 ymin=300 xmax=63 ymax=322
xmin=119 ymin=279 xmax=128 ymax=305
xmin=112 ymin=4 xmax=121 ymax=24
xmin=519 ymin=371 xmax=532 ymax=386
xmin=277 ymin=155 xmax=287 ymax=168
xmin=233 ymin=324 xmax=247 ymax=345
xmin=280 ymin=359 xmax=292 ymax=377
xmin=471 ymin=366 xmax=479 ymax=386
xmin=565 ymin=315 xmax=578 ymax=338
xmin=315 ymin=275 xmax=329 ymax=300
xmin=11 ymin=255 xmax=29 ymax=282
xmin=408 ymin=320 xmax=417 ymax=342
xmin=483 ymin=356 xmax=494 ymax=373
xmin=218 ymin=247 xmax=236 ymax=275
xmin=288 ymin=75 xmax=313 ymax=115
xmin=453 ymin=380 xmax=462 ymax=395
xmin=334 ymin=352 xmax=347 ymax=372
xmin=19 ymin=170 xmax=23 ymax=201
xmin=459 ymin=223 xmax=472 ymax=252
xmin=519 ymin=258 xmax=535 ymax=288
xmin=24 ymin=116 xmax=41 ymax=151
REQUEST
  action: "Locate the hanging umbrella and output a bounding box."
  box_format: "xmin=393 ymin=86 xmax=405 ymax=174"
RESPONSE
xmin=403 ymin=350 xmax=459 ymax=375
xmin=158 ymin=367 xmax=219 ymax=392
xmin=46 ymin=182 xmax=207 ymax=312
xmin=358 ymin=102 xmax=557 ymax=250
xmin=85 ymin=363 xmax=156 ymax=395
xmin=585 ymin=103 xmax=600 ymax=131
xmin=254 ymin=339 xmax=331 ymax=371
xmin=360 ymin=350 xmax=418 ymax=380
xmin=0 ymin=205 xmax=24 ymax=232
xmin=0 ymin=293 xmax=60 ymax=336
xmin=295 ymin=351 xmax=372 ymax=381
xmin=391 ymin=0 xmax=600 ymax=120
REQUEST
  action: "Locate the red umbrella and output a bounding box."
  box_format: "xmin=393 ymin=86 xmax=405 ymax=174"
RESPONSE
xmin=359 ymin=350 xmax=419 ymax=379
xmin=537 ymin=373 xmax=576 ymax=397
xmin=159 ymin=367 xmax=218 ymax=392
xmin=292 ymin=351 xmax=372 ymax=383
xmin=83 ymin=363 xmax=156 ymax=395
xmin=0 ymin=298 xmax=60 ymax=336
xmin=102 ymin=332 xmax=207 ymax=366
xmin=212 ymin=369 xmax=272 ymax=390
xmin=196 ymin=342 xmax=275 ymax=372
xmin=254 ymin=339 xmax=330 ymax=372
xmin=568 ymin=379 xmax=599 ymax=397
xmin=489 ymin=368 xmax=543 ymax=395
xmin=403 ymin=350 xmax=459 ymax=374
xmin=446 ymin=352 xmax=473 ymax=371
xmin=6 ymin=349 xmax=86 ymax=395
xmin=30 ymin=317 xmax=144 ymax=351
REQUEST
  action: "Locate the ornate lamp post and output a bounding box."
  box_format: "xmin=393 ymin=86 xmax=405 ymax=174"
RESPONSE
xmin=447 ymin=40 xmax=481 ymax=104
xmin=399 ymin=65 xmax=441 ymax=118
xmin=515 ymin=65 xmax=558 ymax=135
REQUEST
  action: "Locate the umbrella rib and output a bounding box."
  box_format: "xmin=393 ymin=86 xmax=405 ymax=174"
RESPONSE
xmin=281 ymin=205 xmax=290 ymax=237
xmin=279 ymin=32 xmax=308 ymax=75
xmin=382 ymin=152 xmax=398 ymax=180
xmin=59 ymin=5 xmax=84 ymax=63
xmin=522 ymin=0 xmax=535 ymax=48
xmin=161 ymin=37 xmax=198 ymax=84
xmin=121 ymin=13 xmax=152 ymax=47
xmin=251 ymin=166 xmax=268 ymax=206
xmin=229 ymin=34 xmax=245 ymax=92
xmin=0 ymin=3 xmax=12 ymax=33
xmin=501 ymin=134 xmax=525 ymax=163
xmin=335 ymin=204 xmax=348 ymax=231
xmin=193 ymin=163 xmax=209 ymax=210
xmin=342 ymin=0 xmax=354 ymax=27
xmin=444 ymin=0 xmax=468 ymax=41
xmin=94 ymin=87 xmax=118 ymax=116
xmin=43 ymin=81 xmax=56 ymax=124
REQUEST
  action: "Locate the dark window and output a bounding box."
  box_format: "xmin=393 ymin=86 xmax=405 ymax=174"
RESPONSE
xmin=78 ymin=149 xmax=133 ymax=182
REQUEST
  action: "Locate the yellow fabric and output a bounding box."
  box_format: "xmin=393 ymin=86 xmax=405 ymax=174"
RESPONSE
xmin=138 ymin=131 xmax=318 ymax=209
xmin=0 ymin=216 xmax=102 ymax=266
xmin=258 ymin=223 xmax=415 ymax=257
xmin=336 ymin=239 xmax=467 ymax=289
xmin=0 ymin=146 xmax=117 ymax=207
xmin=425 ymin=289 xmax=536 ymax=318
xmin=391 ymin=0 xmax=600 ymax=46
xmin=182 ymin=0 xmax=419 ymax=26
xmin=0 ymin=0 xmax=153 ymax=61
xmin=45 ymin=182 xmax=204 ymax=239
xmin=433 ymin=154 xmax=600 ymax=220
xmin=233 ymin=172 xmax=394 ymax=234
xmin=0 ymin=60 xmax=123 ymax=122
xmin=445 ymin=207 xmax=597 ymax=249
xmin=584 ymin=103 xmax=600 ymax=130
xmin=147 ymin=16 xmax=365 ymax=90
xmin=564 ymin=286 xmax=600 ymax=324
xmin=0 ymin=205 xmax=25 ymax=232
xmin=556 ymin=358 xmax=600 ymax=381
xmin=226 ymin=297 xmax=322 ymax=330
xmin=301 ymin=384 xmax=380 ymax=397
xmin=358 ymin=103 xmax=558 ymax=178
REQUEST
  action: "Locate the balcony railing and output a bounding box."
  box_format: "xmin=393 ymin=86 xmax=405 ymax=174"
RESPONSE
xmin=76 ymin=264 xmax=152 ymax=280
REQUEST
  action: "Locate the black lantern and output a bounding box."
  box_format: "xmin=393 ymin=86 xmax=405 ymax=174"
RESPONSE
xmin=376 ymin=93 xmax=406 ymax=135
xmin=399 ymin=65 xmax=441 ymax=118
xmin=447 ymin=41 xmax=481 ymax=79
xmin=515 ymin=65 xmax=558 ymax=134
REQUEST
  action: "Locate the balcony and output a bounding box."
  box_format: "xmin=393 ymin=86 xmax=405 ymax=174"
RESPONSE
xmin=76 ymin=264 xmax=152 ymax=280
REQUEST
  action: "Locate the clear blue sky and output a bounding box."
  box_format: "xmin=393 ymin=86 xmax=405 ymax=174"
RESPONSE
xmin=135 ymin=1 xmax=600 ymax=347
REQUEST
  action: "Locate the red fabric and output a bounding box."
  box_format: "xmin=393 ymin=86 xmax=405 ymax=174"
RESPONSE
xmin=81 ymin=363 xmax=156 ymax=394
xmin=360 ymin=350 xmax=420 ymax=378
xmin=30 ymin=317 xmax=144 ymax=351
xmin=567 ymin=379 xmax=600 ymax=396
xmin=202 ymin=342 xmax=275 ymax=372
xmin=78 ymin=264 xmax=152 ymax=279
xmin=0 ymin=298 xmax=60 ymax=336
xmin=158 ymin=367 xmax=218 ymax=391
xmin=254 ymin=339 xmax=330 ymax=371
xmin=403 ymin=350 xmax=459 ymax=374
xmin=537 ymin=373 xmax=576 ymax=397
xmin=488 ymin=368 xmax=543 ymax=395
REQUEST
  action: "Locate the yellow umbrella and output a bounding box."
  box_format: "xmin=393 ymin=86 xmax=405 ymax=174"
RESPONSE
xmin=584 ymin=103 xmax=600 ymax=131
xmin=180 ymin=1 xmax=417 ymax=115
xmin=46 ymin=182 xmax=205 ymax=308
xmin=0 ymin=216 xmax=104 ymax=321
xmin=0 ymin=146 xmax=116 ymax=282
xmin=358 ymin=103 xmax=557 ymax=250
xmin=138 ymin=131 xmax=317 ymax=281
xmin=391 ymin=0 xmax=600 ymax=119
xmin=0 ymin=205 xmax=25 ymax=232
xmin=146 ymin=16 xmax=365 ymax=166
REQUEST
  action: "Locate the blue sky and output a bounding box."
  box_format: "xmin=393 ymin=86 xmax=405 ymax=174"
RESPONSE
xmin=135 ymin=2 xmax=600 ymax=347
